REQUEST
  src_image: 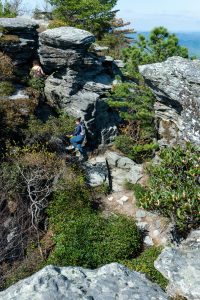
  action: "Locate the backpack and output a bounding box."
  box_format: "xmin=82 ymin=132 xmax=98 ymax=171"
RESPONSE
xmin=80 ymin=122 xmax=86 ymax=136
xmin=80 ymin=122 xmax=87 ymax=146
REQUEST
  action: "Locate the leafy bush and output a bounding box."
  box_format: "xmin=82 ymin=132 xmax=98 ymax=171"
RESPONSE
xmin=28 ymin=77 xmax=45 ymax=92
xmin=48 ymin=19 xmax=68 ymax=29
xmin=0 ymin=81 xmax=15 ymax=96
xmin=108 ymin=82 xmax=158 ymax=163
xmin=122 ymin=246 xmax=168 ymax=290
xmin=134 ymin=143 xmax=200 ymax=233
xmin=47 ymin=184 xmax=142 ymax=268
xmin=0 ymin=0 xmax=17 ymax=17
xmin=24 ymin=113 xmax=75 ymax=145
xmin=0 ymin=34 xmax=20 ymax=43
xmin=0 ymin=52 xmax=14 ymax=80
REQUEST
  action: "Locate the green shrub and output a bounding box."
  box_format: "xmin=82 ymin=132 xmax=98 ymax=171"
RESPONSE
xmin=0 ymin=34 xmax=20 ymax=43
xmin=0 ymin=81 xmax=15 ymax=96
xmin=48 ymin=19 xmax=68 ymax=29
xmin=122 ymin=27 xmax=189 ymax=78
xmin=94 ymin=182 xmax=110 ymax=195
xmin=114 ymin=134 xmax=133 ymax=155
xmin=122 ymin=246 xmax=168 ymax=290
xmin=108 ymin=82 xmax=157 ymax=163
xmin=0 ymin=52 xmax=14 ymax=80
xmin=134 ymin=143 xmax=200 ymax=233
xmin=47 ymin=186 xmax=142 ymax=268
xmin=28 ymin=77 xmax=45 ymax=92
xmin=24 ymin=113 xmax=75 ymax=144
xmin=115 ymin=136 xmax=159 ymax=162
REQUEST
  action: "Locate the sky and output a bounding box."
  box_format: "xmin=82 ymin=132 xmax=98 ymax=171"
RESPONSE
xmin=17 ymin=0 xmax=200 ymax=32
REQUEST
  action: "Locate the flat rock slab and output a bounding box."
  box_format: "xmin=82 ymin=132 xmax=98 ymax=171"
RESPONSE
xmin=39 ymin=26 xmax=95 ymax=49
xmin=0 ymin=263 xmax=168 ymax=300
xmin=0 ymin=18 xmax=38 ymax=32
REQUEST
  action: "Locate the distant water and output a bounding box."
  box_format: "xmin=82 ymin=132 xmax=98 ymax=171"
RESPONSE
xmin=129 ymin=32 xmax=200 ymax=58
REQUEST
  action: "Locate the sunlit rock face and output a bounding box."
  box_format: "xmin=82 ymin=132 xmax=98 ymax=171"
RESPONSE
xmin=155 ymin=230 xmax=200 ymax=300
xmin=139 ymin=56 xmax=200 ymax=147
xmin=39 ymin=27 xmax=121 ymax=145
xmin=0 ymin=263 xmax=168 ymax=300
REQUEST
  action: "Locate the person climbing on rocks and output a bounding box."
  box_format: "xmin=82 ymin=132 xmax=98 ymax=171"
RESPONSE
xmin=29 ymin=60 xmax=45 ymax=93
xmin=66 ymin=117 xmax=87 ymax=161
xmin=30 ymin=60 xmax=44 ymax=78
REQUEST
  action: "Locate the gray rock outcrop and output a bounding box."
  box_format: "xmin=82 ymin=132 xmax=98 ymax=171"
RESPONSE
xmin=139 ymin=57 xmax=200 ymax=147
xmin=39 ymin=27 xmax=120 ymax=145
xmin=84 ymin=157 xmax=109 ymax=187
xmin=106 ymin=151 xmax=143 ymax=191
xmin=0 ymin=18 xmax=38 ymax=68
xmin=155 ymin=229 xmax=200 ymax=299
xmin=84 ymin=151 xmax=143 ymax=191
xmin=0 ymin=263 xmax=168 ymax=300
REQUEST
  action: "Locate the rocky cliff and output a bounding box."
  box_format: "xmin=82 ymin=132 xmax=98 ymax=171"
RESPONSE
xmin=0 ymin=18 xmax=38 ymax=74
xmin=139 ymin=57 xmax=200 ymax=147
xmin=0 ymin=19 xmax=121 ymax=145
xmin=39 ymin=26 xmax=121 ymax=145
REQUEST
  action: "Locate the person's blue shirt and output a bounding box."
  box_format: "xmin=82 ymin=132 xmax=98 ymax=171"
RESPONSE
xmin=74 ymin=124 xmax=82 ymax=136
xmin=74 ymin=122 xmax=85 ymax=136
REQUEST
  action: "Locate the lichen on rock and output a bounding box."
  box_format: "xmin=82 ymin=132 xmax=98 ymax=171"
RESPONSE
xmin=139 ymin=56 xmax=200 ymax=147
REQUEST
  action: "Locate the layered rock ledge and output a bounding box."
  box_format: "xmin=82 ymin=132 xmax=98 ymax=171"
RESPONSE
xmin=139 ymin=57 xmax=200 ymax=147
xmin=0 ymin=263 xmax=168 ymax=300
xmin=39 ymin=26 xmax=120 ymax=144
xmin=0 ymin=18 xmax=38 ymax=67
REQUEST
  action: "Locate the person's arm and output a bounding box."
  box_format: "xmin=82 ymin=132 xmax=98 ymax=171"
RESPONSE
xmin=40 ymin=66 xmax=44 ymax=75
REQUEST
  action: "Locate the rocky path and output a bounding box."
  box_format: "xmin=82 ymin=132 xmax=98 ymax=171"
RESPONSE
xmin=84 ymin=150 xmax=171 ymax=247
xmin=102 ymin=190 xmax=170 ymax=247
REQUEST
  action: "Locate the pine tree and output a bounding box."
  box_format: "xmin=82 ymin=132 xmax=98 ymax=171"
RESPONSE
xmin=48 ymin=0 xmax=117 ymax=39
xmin=107 ymin=82 xmax=158 ymax=163
xmin=123 ymin=27 xmax=189 ymax=77
xmin=99 ymin=15 xmax=134 ymax=58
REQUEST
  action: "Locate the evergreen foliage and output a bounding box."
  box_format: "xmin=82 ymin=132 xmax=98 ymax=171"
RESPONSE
xmin=0 ymin=0 xmax=17 ymax=17
xmin=0 ymin=81 xmax=15 ymax=96
xmin=47 ymin=182 xmax=142 ymax=268
xmin=123 ymin=27 xmax=189 ymax=77
xmin=133 ymin=144 xmax=200 ymax=233
xmin=24 ymin=113 xmax=75 ymax=145
xmin=48 ymin=0 xmax=117 ymax=39
xmin=98 ymin=16 xmax=134 ymax=58
xmin=107 ymin=82 xmax=158 ymax=162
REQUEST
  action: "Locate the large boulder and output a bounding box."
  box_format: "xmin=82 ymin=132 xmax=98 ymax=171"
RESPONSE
xmin=0 ymin=263 xmax=168 ymax=300
xmin=39 ymin=27 xmax=120 ymax=145
xmin=155 ymin=230 xmax=200 ymax=299
xmin=83 ymin=156 xmax=109 ymax=187
xmin=106 ymin=151 xmax=143 ymax=192
xmin=84 ymin=151 xmax=143 ymax=191
xmin=139 ymin=57 xmax=200 ymax=147
xmin=0 ymin=18 xmax=38 ymax=68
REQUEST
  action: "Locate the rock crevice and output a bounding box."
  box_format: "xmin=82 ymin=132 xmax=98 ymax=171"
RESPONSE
xmin=39 ymin=26 xmax=121 ymax=145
